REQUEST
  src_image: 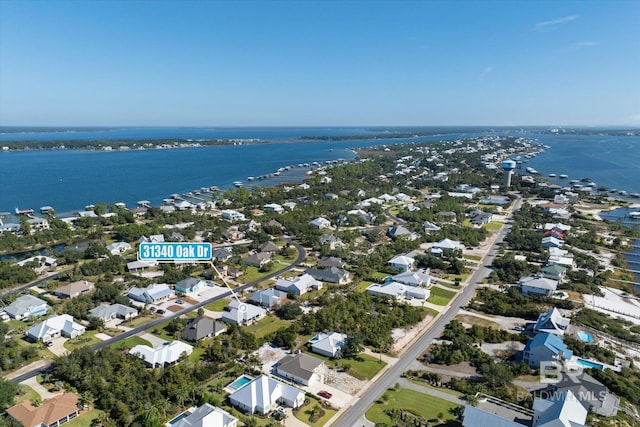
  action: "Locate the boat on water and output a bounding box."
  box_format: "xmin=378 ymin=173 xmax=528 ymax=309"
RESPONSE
xmin=619 ymin=191 xmax=628 ymax=196
xmin=233 ymin=181 xmax=243 ymax=187
xmin=525 ymin=167 xmax=539 ymax=174
xmin=631 ymin=193 xmax=640 ymax=198
xmin=559 ymin=174 xmax=569 ymax=179
xmin=549 ymin=173 xmax=557 ymax=178
xmin=247 ymin=177 xmax=255 ymax=181
xmin=629 ymin=211 xmax=640 ymax=219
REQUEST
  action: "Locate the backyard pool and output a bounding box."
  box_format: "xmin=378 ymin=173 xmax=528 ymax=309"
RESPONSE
xmin=168 ymin=410 xmax=192 ymax=425
xmin=577 ymin=358 xmax=604 ymax=370
xmin=577 ymin=331 xmax=593 ymax=343
xmin=227 ymin=374 xmax=253 ymax=391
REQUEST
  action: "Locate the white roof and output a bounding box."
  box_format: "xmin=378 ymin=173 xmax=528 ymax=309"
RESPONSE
xmin=221 ymin=299 xmax=266 ymax=324
xmin=130 ymin=341 xmax=193 ymax=366
xmin=392 ymin=271 xmax=431 ymax=287
xmin=388 ymin=255 xmax=415 ymax=266
xmin=229 ymin=375 xmax=303 ymax=413
xmin=433 ymin=238 xmax=465 ymax=250
xmin=173 ymin=404 xmax=237 ymax=427
xmin=519 ymin=276 xmax=558 ymax=291
xmin=27 ymin=314 xmax=84 ymax=340
xmin=275 ymin=274 xmax=320 ymax=294
xmin=309 ymin=332 xmax=347 ymax=355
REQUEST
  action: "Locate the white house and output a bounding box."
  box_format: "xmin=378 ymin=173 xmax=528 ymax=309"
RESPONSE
xmin=532 ymin=390 xmax=587 ymax=427
xmin=220 ymin=299 xmax=266 ymax=325
xmin=309 ymin=332 xmax=348 ymax=358
xmin=128 ymin=283 xmax=175 ymax=303
xmin=106 ymin=241 xmax=132 ymax=255
xmin=533 ymin=307 xmax=570 ymax=336
xmin=264 ymin=203 xmax=284 ymax=214
xmin=388 ymin=254 xmax=415 ymax=272
xmin=309 ymin=217 xmax=331 ymax=229
xmin=275 ymin=274 xmax=322 ymax=296
xmin=229 ymin=375 xmax=304 ymax=415
xmin=221 ymin=210 xmax=246 ymax=221
xmin=173 ymin=404 xmax=238 ymax=427
xmin=26 ymin=314 xmax=85 ymax=342
xmin=391 ymin=270 xmax=431 ymax=288
xmin=89 ymin=303 xmax=138 ymax=322
xmin=432 ymin=238 xmax=465 ymax=252
xmin=129 ymin=341 xmax=193 ymax=367
xmin=4 ymin=295 xmax=49 ymax=320
xmin=366 ymin=282 xmax=429 ymax=300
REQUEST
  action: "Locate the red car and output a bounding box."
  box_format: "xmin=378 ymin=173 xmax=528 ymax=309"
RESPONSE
xmin=318 ymin=391 xmax=332 ymax=399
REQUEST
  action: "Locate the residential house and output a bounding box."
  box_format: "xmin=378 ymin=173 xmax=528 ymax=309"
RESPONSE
xmin=168 ymin=231 xmax=185 ymax=241
xmin=310 ymin=217 xmax=331 ymax=229
xmin=173 ymin=404 xmax=238 ymax=427
xmin=221 ymin=210 xmax=246 ymax=221
xmin=542 ymin=236 xmax=564 ymax=249
xmin=317 ymin=256 xmax=345 ymax=268
xmin=264 ymin=203 xmax=284 ymax=214
xmin=469 ymin=210 xmax=493 ymax=226
xmin=26 ymin=314 xmax=85 ymax=342
xmin=244 ymin=252 xmax=272 ymax=267
xmin=422 ymin=221 xmax=441 ymax=233
xmin=175 ymin=278 xmax=207 ymax=294
xmin=275 ymin=353 xmax=325 ymax=386
xmin=258 ymin=241 xmax=280 ymax=253
xmin=388 ymin=254 xmax=415 ymax=272
xmin=127 ymin=283 xmax=175 ymax=304
xmin=519 ymin=276 xmax=558 ymax=297
xmin=229 ymin=375 xmax=305 ymax=415
xmin=547 ymin=372 xmax=619 ymax=417
xmin=6 ymin=393 xmax=80 ymax=427
xmin=4 ymin=295 xmax=49 ymax=320
xmin=532 ymin=390 xmax=587 ymax=427
xmin=432 ymin=238 xmax=465 ymax=252
xmin=181 ymin=316 xmax=227 ymax=341
xmin=522 ymin=333 xmax=573 ymax=369
xmin=174 ymin=200 xmax=194 ymax=211
xmin=391 ymin=270 xmax=431 ymax=288
xmin=248 ymin=288 xmax=288 ymax=309
xmin=324 ymin=193 xmax=338 ymax=200
xmin=533 ymin=308 xmax=570 ymax=337
xmin=139 ymin=234 xmax=165 ymax=243
xmin=282 ymin=202 xmax=296 ymax=211
xmin=304 ymin=266 xmax=351 ymax=284
xmin=366 ymin=282 xmax=429 ymax=300
xmin=461 ymin=406 xmax=524 ymax=427
xmin=106 ymin=241 xmax=132 ymax=255
xmin=220 ymin=299 xmax=266 ymax=325
xmin=539 ymin=264 xmax=567 ymax=282
xmin=275 ymin=274 xmax=322 ymax=296
xmin=319 ymin=234 xmax=344 ymax=249
xmin=126 ymin=260 xmax=158 ymax=272
xmin=222 ymin=225 xmax=245 ymax=241
xmin=16 ymin=255 xmax=58 ymax=269
xmin=53 ymin=280 xmax=95 ymax=299
xmin=129 ymin=341 xmax=193 ymax=367
xmin=245 ymin=219 xmax=261 ymax=233
xmin=211 ymin=246 xmax=233 ymax=262
xmin=387 ymin=225 xmax=420 ymax=241
xmin=309 ymin=332 xmax=348 ymax=358
xmin=89 ymin=303 xmax=138 ymax=322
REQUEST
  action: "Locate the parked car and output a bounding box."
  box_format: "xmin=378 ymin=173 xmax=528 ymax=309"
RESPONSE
xmin=156 ymin=309 xmax=165 ymax=315
xmin=318 ymin=391 xmax=332 ymax=399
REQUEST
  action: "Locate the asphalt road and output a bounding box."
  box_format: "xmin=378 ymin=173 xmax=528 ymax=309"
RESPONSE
xmin=333 ymin=197 xmax=521 ymax=427
xmin=9 ymin=241 xmax=306 ymax=383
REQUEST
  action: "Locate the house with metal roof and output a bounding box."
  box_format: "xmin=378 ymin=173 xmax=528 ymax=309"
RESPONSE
xmin=220 ymin=299 xmax=266 ymax=325
xmin=275 ymin=274 xmax=322 ymax=296
xmin=522 ymin=333 xmax=573 ymax=369
xmin=248 ymin=288 xmax=288 ymax=309
xmin=275 ymin=353 xmax=325 ymax=386
xmin=532 ymin=390 xmax=587 ymax=427
xmin=461 ymin=405 xmax=525 ymax=427
xmin=518 ymin=276 xmax=558 ymax=297
xmin=391 ymin=270 xmax=431 ymax=288
xmin=26 ymin=314 xmax=85 ymax=342
xmin=127 ymin=283 xmax=175 ymax=303
xmin=172 ymin=404 xmax=238 ymax=427
xmin=107 ymin=241 xmax=132 ymax=255
xmin=540 ymin=264 xmax=567 ymax=282
xmin=533 ymin=308 xmax=570 ymax=337
xmin=309 ymin=332 xmax=348 ymax=358
xmin=175 ymin=278 xmax=207 ymax=294
xmin=229 ymin=375 xmax=304 ymax=415
xmin=309 ymin=217 xmax=331 ymax=229
xmin=129 ymin=341 xmax=193 ymax=367
xmin=366 ymin=281 xmax=429 ymax=300
xmin=432 ymin=238 xmax=465 ymax=252
xmin=4 ymin=295 xmax=49 ymax=320
xmin=547 ymin=372 xmax=619 ymax=417
xmin=388 ymin=254 xmax=415 ymax=272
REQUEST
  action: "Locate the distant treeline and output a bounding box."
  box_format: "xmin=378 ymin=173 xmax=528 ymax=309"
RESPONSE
xmin=0 ymin=138 xmax=272 ymax=151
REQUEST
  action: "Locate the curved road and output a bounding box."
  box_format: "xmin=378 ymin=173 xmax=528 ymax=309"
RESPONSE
xmin=9 ymin=241 xmax=306 ymax=383
xmin=333 ymin=197 xmax=522 ymax=427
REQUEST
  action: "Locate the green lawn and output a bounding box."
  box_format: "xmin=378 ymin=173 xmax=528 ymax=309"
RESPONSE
xmin=121 ymin=315 xmax=155 ymax=328
xmin=304 ymin=350 xmax=386 ymax=381
xmin=64 ymin=331 xmax=102 ymax=351
xmin=407 ymin=379 xmax=465 ymax=397
xmin=16 ymin=384 xmax=40 ymax=405
xmin=463 ymin=254 xmax=482 ymax=261
xmin=240 ymin=266 xmax=273 ymax=283
xmin=206 ymin=298 xmax=230 ymax=312
xmin=366 ymin=388 xmax=460 ymax=425
xmin=64 ymin=409 xmax=105 ymax=427
xmin=356 ymin=281 xmax=373 ymax=292
xmin=294 ymin=397 xmax=338 ymax=427
xmin=428 ymin=287 xmax=457 ymax=306
xmin=372 ymin=271 xmax=389 ymax=281
xmin=483 ymin=221 xmax=502 ymax=231
xmin=244 ymin=315 xmax=290 ymax=339
xmin=111 ymin=335 xmax=152 ymax=350
xmin=462 ymin=219 xmax=473 ymax=228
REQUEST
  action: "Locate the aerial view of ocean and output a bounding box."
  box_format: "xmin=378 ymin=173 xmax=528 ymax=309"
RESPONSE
xmin=0 ymin=127 xmax=638 ymax=215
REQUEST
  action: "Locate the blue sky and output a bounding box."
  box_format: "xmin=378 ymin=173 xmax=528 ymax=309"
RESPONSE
xmin=0 ymin=0 xmax=638 ymax=127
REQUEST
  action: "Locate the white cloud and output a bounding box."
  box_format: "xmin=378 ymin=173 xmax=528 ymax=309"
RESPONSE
xmin=629 ymin=114 xmax=640 ymax=122
xmin=480 ymin=66 xmax=492 ymax=81
xmin=535 ymin=15 xmax=578 ymax=31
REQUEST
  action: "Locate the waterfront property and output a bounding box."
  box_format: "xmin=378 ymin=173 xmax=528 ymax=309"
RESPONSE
xmin=533 ymin=307 xmax=570 ymax=336
xmin=4 ymin=294 xmax=49 ymax=320
xmin=522 ymin=333 xmax=573 ymax=369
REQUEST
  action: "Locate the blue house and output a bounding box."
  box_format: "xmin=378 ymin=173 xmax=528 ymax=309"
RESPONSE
xmin=522 ymin=333 xmax=573 ymax=369
xmin=175 ymin=278 xmax=207 ymax=294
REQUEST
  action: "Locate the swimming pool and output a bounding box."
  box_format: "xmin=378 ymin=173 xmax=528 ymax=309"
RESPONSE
xmin=168 ymin=411 xmax=192 ymax=425
xmin=577 ymin=358 xmax=604 ymax=370
xmin=577 ymin=331 xmax=593 ymax=343
xmin=227 ymin=374 xmax=253 ymax=391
